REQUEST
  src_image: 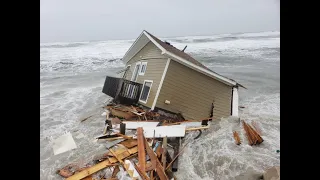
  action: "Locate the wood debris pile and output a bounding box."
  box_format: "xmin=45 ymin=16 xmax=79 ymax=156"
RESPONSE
xmin=232 ymin=120 xmax=264 ymax=146
xmin=57 ymin=103 xmax=212 ymax=180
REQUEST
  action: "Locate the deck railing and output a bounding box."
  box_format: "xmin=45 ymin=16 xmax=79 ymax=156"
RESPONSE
xmin=102 ymin=76 xmax=143 ymax=104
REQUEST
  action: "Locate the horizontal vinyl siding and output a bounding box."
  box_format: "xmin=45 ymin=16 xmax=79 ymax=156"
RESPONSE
xmin=156 ymin=60 xmax=232 ymax=120
xmin=123 ymin=42 xmax=167 ymax=108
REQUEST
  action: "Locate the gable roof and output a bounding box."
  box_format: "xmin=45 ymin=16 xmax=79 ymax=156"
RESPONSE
xmin=144 ymin=31 xmax=212 ymax=71
xmin=122 ymin=30 xmax=245 ymax=88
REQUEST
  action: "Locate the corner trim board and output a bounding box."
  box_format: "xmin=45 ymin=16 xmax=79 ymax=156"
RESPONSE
xmin=231 ymin=87 xmax=239 ymax=117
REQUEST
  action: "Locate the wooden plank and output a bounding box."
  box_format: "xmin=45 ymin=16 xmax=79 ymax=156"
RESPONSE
xmin=111 ymin=165 xmax=120 ymax=178
xmin=185 ymin=126 xmax=209 ymax=131
xmin=120 ymin=139 xmax=138 ymax=148
xmin=247 ymin=124 xmax=264 ymax=144
xmin=65 ymin=160 xmax=116 ymax=180
xmin=108 ymin=157 xmax=118 ymax=164
xmin=127 ymin=146 xmax=138 ymax=154
xmin=155 ymin=143 xmax=163 ymax=158
xmin=107 ymin=147 xmax=127 ymax=157
xmin=133 ymin=162 xmax=150 ymax=180
xmin=251 ymin=121 xmax=262 ymax=135
xmin=145 ymin=162 xmax=154 ymax=172
xmin=117 ymin=151 xmax=131 ymax=160
xmin=162 ymin=137 xmax=167 ymax=168
xmin=242 ymin=121 xmax=253 ymax=145
xmin=137 ymin=127 xmax=146 ymax=172
xmin=233 ymin=131 xmax=241 ymax=145
xmin=110 ymin=108 xmax=135 ymax=119
xmin=144 ymin=138 xmax=156 ymax=170
xmin=116 ymin=133 xmax=133 ymax=139
xmin=144 ymin=136 xmax=169 ymax=180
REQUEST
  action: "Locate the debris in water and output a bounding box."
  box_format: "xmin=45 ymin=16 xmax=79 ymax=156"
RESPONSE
xmin=233 ymin=131 xmax=241 ymax=145
xmin=52 ymin=132 xmax=77 ymax=155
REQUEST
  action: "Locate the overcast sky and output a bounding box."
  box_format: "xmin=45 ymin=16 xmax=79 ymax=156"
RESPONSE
xmin=40 ymin=0 xmax=280 ymax=43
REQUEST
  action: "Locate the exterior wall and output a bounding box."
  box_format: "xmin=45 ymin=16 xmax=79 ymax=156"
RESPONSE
xmin=156 ymin=60 xmax=233 ymax=120
xmin=123 ymin=41 xmax=167 ymax=108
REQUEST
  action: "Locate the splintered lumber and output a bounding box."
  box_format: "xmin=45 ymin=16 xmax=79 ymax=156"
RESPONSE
xmin=116 ymin=133 xmax=132 ymax=139
xmin=127 ymin=146 xmax=138 ymax=154
xmin=145 ymin=162 xmax=155 ymax=172
xmin=109 ymin=149 xmax=137 ymax=179
xmin=133 ymin=162 xmax=150 ymax=180
xmin=162 ymin=136 xmax=168 ymax=168
xmin=247 ymin=124 xmax=259 ymax=145
xmin=108 ymin=146 xmax=138 ymax=161
xmin=233 ymin=131 xmax=241 ymax=145
xmin=155 ymin=143 xmax=163 ymax=158
xmin=111 ymin=165 xmax=120 ymax=178
xmin=137 ymin=127 xmax=146 ymax=172
xmin=109 ymin=149 xmax=140 ymax=179
xmin=247 ymin=124 xmax=264 ymax=144
xmin=242 ymin=120 xmax=264 ymax=145
xmin=65 ymin=160 xmax=117 ymax=180
xmin=144 ymin=136 xmax=168 ymax=180
xmin=251 ymin=121 xmax=262 ymax=135
xmin=110 ymin=108 xmax=134 ymax=119
xmin=242 ymin=121 xmax=254 ymax=145
xmin=185 ymin=125 xmax=210 ymax=131
xmin=120 ymin=139 xmax=138 ymax=148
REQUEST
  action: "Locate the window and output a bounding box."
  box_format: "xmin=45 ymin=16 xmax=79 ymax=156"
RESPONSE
xmin=139 ymin=62 xmax=147 ymax=75
xmin=131 ymin=62 xmax=141 ymax=82
xmin=139 ymin=80 xmax=153 ymax=103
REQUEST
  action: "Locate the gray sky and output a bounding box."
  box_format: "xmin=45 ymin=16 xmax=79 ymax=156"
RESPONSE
xmin=40 ymin=0 xmax=280 ymax=43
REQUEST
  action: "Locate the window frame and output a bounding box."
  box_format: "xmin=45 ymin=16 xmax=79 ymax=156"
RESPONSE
xmin=131 ymin=62 xmax=141 ymax=82
xmin=139 ymin=80 xmax=153 ymax=104
xmin=139 ymin=62 xmax=148 ymax=76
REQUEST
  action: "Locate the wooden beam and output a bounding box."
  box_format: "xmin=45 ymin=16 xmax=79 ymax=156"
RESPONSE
xmin=120 ymin=139 xmax=138 ymax=148
xmin=65 ymin=160 xmax=117 ymax=180
xmin=133 ymin=162 xmax=150 ymax=180
xmin=137 ymin=127 xmax=146 ymax=172
xmin=144 ymin=136 xmax=169 ymax=180
xmin=111 ymin=165 xmax=120 ymax=178
xmin=185 ymin=126 xmax=209 ymax=131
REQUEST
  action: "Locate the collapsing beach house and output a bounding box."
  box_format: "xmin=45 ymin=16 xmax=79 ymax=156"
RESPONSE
xmin=102 ymin=30 xmax=245 ymax=120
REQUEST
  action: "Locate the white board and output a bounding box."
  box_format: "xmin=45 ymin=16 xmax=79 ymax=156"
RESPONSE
xmin=52 ymin=132 xmax=77 ymax=155
xmin=122 ymin=121 xmax=160 ymax=129
xmin=180 ymin=122 xmax=202 ymax=128
xmin=142 ymin=125 xmax=186 ymax=138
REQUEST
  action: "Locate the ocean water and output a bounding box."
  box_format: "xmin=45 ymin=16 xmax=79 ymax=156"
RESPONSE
xmin=40 ymin=31 xmax=280 ymax=180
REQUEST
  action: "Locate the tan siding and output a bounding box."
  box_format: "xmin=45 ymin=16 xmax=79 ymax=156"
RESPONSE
xmin=156 ymin=60 xmax=232 ymax=120
xmin=123 ymin=42 xmax=167 ymax=108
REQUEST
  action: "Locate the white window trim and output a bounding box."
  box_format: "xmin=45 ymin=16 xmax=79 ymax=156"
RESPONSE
xmin=139 ymin=80 xmax=153 ymax=104
xmin=139 ymin=62 xmax=148 ymax=76
xmin=131 ymin=62 xmax=141 ymax=81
